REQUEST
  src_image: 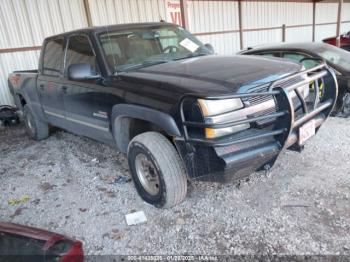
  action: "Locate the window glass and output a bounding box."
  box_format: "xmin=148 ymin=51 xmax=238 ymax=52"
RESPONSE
xmin=65 ymin=35 xmax=98 ymax=75
xmin=99 ymin=25 xmax=211 ymax=73
xmin=341 ymin=45 xmax=350 ymax=52
xmin=101 ymin=39 xmax=123 ymax=70
xmin=42 ymin=38 xmax=64 ymax=76
xmin=283 ymin=52 xmax=308 ymax=62
xmin=282 ymin=52 xmax=317 ymax=69
xmin=157 ymin=29 xmax=179 ymax=51
xmin=313 ymin=44 xmax=350 ymax=71
xmin=260 ymin=52 xmax=279 ymax=57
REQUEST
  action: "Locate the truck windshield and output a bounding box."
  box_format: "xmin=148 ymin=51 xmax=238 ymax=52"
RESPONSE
xmin=313 ymin=44 xmax=350 ymax=72
xmin=99 ymin=25 xmax=211 ymax=73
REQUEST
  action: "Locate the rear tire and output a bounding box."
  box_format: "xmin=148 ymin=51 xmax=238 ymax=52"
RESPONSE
xmin=23 ymin=105 xmax=49 ymax=140
xmin=127 ymin=132 xmax=187 ymax=208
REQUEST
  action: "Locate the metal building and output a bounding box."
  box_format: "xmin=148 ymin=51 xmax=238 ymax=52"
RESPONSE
xmin=0 ymin=0 xmax=349 ymax=106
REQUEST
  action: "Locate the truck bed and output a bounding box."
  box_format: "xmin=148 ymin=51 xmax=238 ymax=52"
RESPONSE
xmin=8 ymin=70 xmax=39 ymax=110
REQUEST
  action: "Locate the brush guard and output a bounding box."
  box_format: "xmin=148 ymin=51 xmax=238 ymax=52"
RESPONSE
xmin=179 ymin=62 xmax=338 ymax=151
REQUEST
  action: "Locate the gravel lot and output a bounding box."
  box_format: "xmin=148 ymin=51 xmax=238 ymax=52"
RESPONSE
xmin=1 ymin=117 xmax=350 ymax=256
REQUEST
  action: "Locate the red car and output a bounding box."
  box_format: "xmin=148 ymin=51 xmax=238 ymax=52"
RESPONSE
xmin=0 ymin=222 xmax=83 ymax=262
xmin=323 ymin=31 xmax=350 ymax=51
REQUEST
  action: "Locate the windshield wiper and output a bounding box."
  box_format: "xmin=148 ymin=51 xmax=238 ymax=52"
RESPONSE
xmin=116 ymin=60 xmax=169 ymax=73
xmin=173 ymin=53 xmax=208 ymax=61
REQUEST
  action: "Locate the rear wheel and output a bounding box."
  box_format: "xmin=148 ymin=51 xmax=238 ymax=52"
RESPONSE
xmin=127 ymin=132 xmax=187 ymax=208
xmin=23 ymin=105 xmax=49 ymax=140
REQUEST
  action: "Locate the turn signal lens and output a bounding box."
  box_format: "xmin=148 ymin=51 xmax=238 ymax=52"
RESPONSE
xmin=205 ymin=124 xmax=250 ymax=139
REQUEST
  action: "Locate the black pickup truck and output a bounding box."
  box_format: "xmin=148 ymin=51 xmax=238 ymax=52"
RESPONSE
xmin=8 ymin=22 xmax=338 ymax=208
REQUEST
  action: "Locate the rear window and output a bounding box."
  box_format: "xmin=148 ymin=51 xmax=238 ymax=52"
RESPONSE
xmin=0 ymin=232 xmax=75 ymax=262
xmin=0 ymin=231 xmax=45 ymax=260
xmin=42 ymin=38 xmax=64 ymax=77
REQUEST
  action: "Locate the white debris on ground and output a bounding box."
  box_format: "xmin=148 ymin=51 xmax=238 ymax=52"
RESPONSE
xmin=0 ymin=118 xmax=350 ymax=255
xmin=125 ymin=211 xmax=147 ymax=226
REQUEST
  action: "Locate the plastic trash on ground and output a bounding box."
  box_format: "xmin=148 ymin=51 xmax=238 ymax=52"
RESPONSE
xmin=125 ymin=211 xmax=147 ymax=226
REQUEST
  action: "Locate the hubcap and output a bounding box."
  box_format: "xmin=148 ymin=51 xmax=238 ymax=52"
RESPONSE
xmin=135 ymin=153 xmax=160 ymax=196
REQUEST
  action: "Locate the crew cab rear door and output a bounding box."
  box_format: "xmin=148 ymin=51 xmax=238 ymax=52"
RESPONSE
xmin=37 ymin=37 xmax=66 ymax=127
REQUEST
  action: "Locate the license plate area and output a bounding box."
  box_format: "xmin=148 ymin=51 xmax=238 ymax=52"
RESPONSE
xmin=299 ymin=119 xmax=315 ymax=145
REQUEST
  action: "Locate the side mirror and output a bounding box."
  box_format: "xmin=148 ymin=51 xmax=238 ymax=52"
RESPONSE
xmin=204 ymin=43 xmax=215 ymax=54
xmin=68 ymin=63 xmax=101 ymax=81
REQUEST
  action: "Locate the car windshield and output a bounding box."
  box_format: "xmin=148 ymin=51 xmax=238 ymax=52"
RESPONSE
xmin=313 ymin=44 xmax=350 ymax=72
xmin=99 ymin=25 xmax=211 ymax=73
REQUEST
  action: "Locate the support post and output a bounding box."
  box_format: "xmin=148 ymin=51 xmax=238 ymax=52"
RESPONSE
xmin=282 ymin=24 xmax=286 ymax=42
xmin=83 ymin=0 xmax=93 ymax=27
xmin=312 ymin=0 xmax=316 ymax=42
xmin=180 ymin=0 xmax=189 ymax=29
xmin=336 ymin=0 xmax=343 ymax=47
xmin=238 ymin=0 xmax=244 ymax=50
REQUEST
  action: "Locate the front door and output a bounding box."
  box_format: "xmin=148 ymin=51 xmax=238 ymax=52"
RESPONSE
xmin=61 ymin=34 xmax=114 ymax=143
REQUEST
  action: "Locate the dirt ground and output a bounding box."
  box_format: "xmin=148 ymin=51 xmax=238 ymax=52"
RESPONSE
xmin=0 ymin=117 xmax=350 ymax=256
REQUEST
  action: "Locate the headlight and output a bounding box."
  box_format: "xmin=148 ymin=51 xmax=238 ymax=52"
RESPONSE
xmin=198 ymin=98 xmax=244 ymax=116
xmin=198 ymin=98 xmax=249 ymax=139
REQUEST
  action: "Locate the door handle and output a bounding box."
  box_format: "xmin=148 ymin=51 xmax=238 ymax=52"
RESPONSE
xmin=39 ymin=84 xmax=44 ymax=90
xmin=61 ymin=86 xmax=68 ymax=93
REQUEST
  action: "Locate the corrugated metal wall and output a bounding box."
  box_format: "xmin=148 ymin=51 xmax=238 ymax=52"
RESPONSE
xmin=0 ymin=0 xmax=349 ymax=105
xmin=188 ymin=0 xmax=240 ymax=54
xmin=242 ymin=1 xmax=314 ymax=47
xmin=88 ymin=0 xmax=167 ymax=26
xmin=341 ymin=3 xmax=350 ymax=33
xmin=315 ymin=2 xmax=338 ymax=41
xmin=0 ymin=0 xmax=87 ymax=105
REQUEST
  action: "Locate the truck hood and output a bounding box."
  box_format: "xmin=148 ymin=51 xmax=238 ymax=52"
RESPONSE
xmin=119 ymin=55 xmax=302 ymax=96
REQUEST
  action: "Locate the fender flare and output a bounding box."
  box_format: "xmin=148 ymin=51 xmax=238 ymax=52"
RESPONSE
xmin=111 ymin=104 xmax=181 ymax=152
xmin=16 ymin=91 xmax=47 ymax=122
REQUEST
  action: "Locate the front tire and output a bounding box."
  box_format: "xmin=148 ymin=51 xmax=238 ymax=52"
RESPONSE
xmin=127 ymin=132 xmax=187 ymax=208
xmin=23 ymin=105 xmax=49 ymax=140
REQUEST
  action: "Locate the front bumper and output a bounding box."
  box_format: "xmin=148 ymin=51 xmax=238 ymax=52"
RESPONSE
xmin=176 ymin=62 xmax=338 ymax=181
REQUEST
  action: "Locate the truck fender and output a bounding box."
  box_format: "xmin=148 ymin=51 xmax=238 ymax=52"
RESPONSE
xmin=15 ymin=91 xmax=47 ymax=123
xmin=111 ymin=104 xmax=181 ymax=152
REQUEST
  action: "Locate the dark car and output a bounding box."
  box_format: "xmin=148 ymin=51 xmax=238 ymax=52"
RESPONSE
xmin=239 ymin=42 xmax=350 ymax=117
xmin=323 ymin=31 xmax=350 ymax=51
xmin=8 ymin=23 xmax=337 ymax=208
xmin=0 ymin=222 xmax=83 ymax=262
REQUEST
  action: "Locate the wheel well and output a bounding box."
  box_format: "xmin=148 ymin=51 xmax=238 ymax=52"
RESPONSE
xmin=113 ymin=117 xmax=170 ymax=153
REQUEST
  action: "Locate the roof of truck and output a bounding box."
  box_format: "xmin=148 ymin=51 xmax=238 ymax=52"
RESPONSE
xmin=44 ymin=22 xmax=176 ymax=40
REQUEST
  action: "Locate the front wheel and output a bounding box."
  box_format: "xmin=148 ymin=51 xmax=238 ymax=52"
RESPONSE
xmin=127 ymin=132 xmax=187 ymax=208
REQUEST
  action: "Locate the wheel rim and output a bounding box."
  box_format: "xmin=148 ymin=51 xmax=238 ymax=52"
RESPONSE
xmin=135 ymin=153 xmax=160 ymax=196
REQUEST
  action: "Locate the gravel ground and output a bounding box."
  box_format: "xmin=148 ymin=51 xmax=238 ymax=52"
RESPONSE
xmin=0 ymin=117 xmax=350 ymax=256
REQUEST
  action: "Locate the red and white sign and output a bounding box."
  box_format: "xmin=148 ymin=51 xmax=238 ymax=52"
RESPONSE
xmin=166 ymin=0 xmax=182 ymax=26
